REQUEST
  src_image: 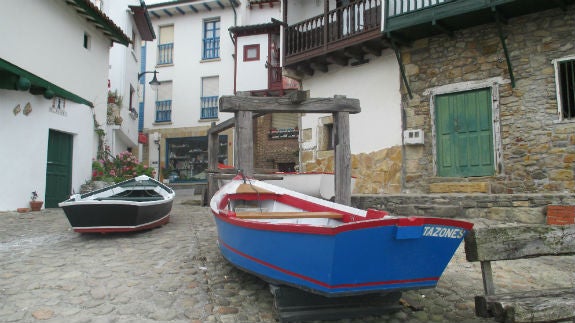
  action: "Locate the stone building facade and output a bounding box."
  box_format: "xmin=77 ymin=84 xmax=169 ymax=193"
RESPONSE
xmin=400 ymin=6 xmax=575 ymax=195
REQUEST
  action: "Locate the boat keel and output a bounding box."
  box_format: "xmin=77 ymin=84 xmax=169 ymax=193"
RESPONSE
xmin=270 ymin=285 xmax=402 ymax=322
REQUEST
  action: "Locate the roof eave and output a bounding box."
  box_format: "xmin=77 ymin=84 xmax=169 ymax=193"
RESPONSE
xmin=65 ymin=0 xmax=131 ymax=46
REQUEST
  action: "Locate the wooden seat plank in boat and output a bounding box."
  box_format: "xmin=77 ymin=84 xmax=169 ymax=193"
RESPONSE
xmin=236 ymin=184 xmax=276 ymax=194
xmin=235 ymin=211 xmax=343 ymax=219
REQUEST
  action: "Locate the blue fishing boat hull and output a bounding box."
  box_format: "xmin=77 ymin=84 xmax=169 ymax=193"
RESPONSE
xmin=211 ymin=177 xmax=473 ymax=297
xmin=213 ymin=214 xmax=471 ymax=297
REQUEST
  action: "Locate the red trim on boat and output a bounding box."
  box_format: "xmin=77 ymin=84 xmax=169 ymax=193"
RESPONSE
xmin=214 ymin=210 xmax=472 ymax=235
xmin=73 ymin=214 xmax=170 ymax=233
xmin=220 ymin=239 xmax=439 ymax=290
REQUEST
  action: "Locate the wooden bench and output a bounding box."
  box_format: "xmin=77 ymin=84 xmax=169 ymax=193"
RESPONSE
xmin=464 ymin=224 xmax=575 ymax=323
xmin=235 ymin=211 xmax=343 ymax=219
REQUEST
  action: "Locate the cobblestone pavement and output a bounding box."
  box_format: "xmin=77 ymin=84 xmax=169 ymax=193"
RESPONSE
xmin=1 ymin=190 xmax=573 ymax=323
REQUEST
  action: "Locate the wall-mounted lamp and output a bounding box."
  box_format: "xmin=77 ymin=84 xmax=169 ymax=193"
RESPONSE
xmin=137 ymin=70 xmax=160 ymax=91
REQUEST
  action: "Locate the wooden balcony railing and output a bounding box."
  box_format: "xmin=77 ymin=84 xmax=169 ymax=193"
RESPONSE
xmin=285 ymin=0 xmax=381 ymax=58
xmin=386 ymin=0 xmax=454 ymax=17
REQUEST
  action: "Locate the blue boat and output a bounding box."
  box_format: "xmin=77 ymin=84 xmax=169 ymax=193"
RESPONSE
xmin=210 ymin=176 xmax=473 ymax=297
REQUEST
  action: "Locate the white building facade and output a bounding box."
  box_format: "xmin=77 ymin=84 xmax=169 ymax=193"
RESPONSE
xmin=0 ymin=0 xmax=131 ymax=211
xmin=141 ymin=0 xmax=239 ymax=183
xmin=102 ymin=0 xmax=156 ymax=158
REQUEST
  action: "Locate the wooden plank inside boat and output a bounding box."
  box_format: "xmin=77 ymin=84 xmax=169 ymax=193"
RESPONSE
xmin=235 ymin=184 xmax=276 ymax=194
xmin=235 ymin=211 xmax=343 ymax=219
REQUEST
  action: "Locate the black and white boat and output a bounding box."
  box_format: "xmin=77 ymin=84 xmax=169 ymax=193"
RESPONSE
xmin=59 ymin=175 xmax=175 ymax=233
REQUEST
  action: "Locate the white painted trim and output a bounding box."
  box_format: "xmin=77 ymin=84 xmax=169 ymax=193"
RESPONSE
xmin=428 ymin=79 xmax=505 ymax=176
xmin=551 ymin=55 xmax=575 ymax=121
xmin=423 ymin=77 xmax=510 ymax=96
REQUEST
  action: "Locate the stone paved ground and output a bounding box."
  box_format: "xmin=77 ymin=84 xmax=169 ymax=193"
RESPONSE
xmin=0 ymin=190 xmax=573 ymax=323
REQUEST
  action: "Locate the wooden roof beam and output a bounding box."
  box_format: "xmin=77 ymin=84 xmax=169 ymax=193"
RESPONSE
xmin=310 ymin=62 xmax=328 ymax=73
xmin=432 ymin=19 xmax=454 ymax=38
xmin=326 ymin=55 xmax=349 ymax=66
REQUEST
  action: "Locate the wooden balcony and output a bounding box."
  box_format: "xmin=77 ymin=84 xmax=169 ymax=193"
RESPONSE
xmin=284 ymin=0 xmax=574 ymax=75
xmin=285 ymin=0 xmax=383 ymax=75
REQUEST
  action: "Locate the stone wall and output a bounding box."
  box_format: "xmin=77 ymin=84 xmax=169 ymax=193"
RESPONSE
xmin=401 ymin=6 xmax=575 ymax=194
xmin=302 ymin=146 xmax=403 ymax=194
xmin=352 ymin=193 xmax=575 ymax=224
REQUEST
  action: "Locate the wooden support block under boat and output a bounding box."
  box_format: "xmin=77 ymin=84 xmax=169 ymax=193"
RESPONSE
xmin=235 ymin=211 xmax=343 ymax=219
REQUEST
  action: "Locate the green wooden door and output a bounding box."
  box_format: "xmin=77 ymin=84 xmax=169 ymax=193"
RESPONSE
xmin=435 ymin=88 xmax=494 ymax=177
xmin=45 ymin=130 xmax=73 ymax=208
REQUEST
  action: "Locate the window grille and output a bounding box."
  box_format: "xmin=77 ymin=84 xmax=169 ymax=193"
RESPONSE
xmin=158 ymin=25 xmax=174 ymax=65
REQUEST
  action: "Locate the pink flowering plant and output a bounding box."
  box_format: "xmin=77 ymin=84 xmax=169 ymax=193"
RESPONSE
xmin=92 ymin=148 xmax=155 ymax=182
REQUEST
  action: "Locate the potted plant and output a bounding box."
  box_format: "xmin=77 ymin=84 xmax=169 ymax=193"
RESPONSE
xmin=30 ymin=191 xmax=44 ymax=211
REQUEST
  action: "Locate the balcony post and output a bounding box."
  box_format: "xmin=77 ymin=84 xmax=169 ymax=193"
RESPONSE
xmin=323 ymin=0 xmax=329 ymax=50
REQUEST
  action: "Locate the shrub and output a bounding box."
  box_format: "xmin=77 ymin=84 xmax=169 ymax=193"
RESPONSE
xmin=92 ymin=150 xmax=155 ymax=183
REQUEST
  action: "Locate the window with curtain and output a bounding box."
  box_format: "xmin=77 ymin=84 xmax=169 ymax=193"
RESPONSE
xmin=155 ymin=81 xmax=172 ymax=122
xmin=158 ymin=25 xmax=174 ymax=65
xmin=201 ymin=76 xmax=219 ymax=119
xmin=203 ymin=19 xmax=220 ymax=60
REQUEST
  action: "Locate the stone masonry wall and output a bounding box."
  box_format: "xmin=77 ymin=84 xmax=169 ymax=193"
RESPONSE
xmin=401 ymin=6 xmax=575 ymax=194
xmin=302 ymin=146 xmax=403 ymax=194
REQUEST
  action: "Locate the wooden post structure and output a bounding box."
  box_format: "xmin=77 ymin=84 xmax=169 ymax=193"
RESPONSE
xmin=207 ymin=122 xmax=220 ymax=203
xmin=210 ymin=91 xmax=361 ymax=206
xmin=333 ymin=110 xmax=351 ymax=204
xmin=234 ymin=111 xmax=254 ymax=177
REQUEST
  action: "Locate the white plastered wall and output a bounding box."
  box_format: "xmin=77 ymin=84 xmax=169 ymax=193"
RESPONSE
xmin=301 ymin=49 xmax=402 ymax=154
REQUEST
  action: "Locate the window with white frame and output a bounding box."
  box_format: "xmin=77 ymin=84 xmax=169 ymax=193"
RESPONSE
xmin=158 ymin=25 xmax=174 ymax=65
xmin=155 ymin=81 xmax=172 ymax=122
xmin=201 ymin=76 xmax=219 ymax=119
xmin=554 ymin=57 xmax=575 ymax=120
xmin=203 ymin=19 xmax=220 ymax=60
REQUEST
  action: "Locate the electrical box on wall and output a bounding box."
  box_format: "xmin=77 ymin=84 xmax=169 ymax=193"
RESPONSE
xmin=403 ymin=129 xmax=424 ymax=145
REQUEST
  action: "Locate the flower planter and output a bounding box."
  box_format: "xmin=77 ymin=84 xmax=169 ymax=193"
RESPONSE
xmin=30 ymin=200 xmax=43 ymax=211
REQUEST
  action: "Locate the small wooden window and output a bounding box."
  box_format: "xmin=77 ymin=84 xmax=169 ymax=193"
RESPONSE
xmin=557 ymin=59 xmax=575 ymax=120
xmin=243 ymin=44 xmax=260 ymax=62
xmin=83 ymin=32 xmax=91 ymax=49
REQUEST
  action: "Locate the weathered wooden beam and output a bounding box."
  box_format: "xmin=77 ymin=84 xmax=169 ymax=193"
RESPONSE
xmin=334 ymin=110 xmax=351 ymax=205
xmin=297 ymin=63 xmax=314 ymax=76
xmin=310 ymin=62 xmax=328 ymax=73
xmin=234 ymin=111 xmax=254 ymax=177
xmin=343 ymin=48 xmax=364 ymax=60
xmin=432 ymin=19 xmax=454 ymax=38
xmin=213 ymin=173 xmax=283 ymax=181
xmin=464 ymin=224 xmax=575 ymax=262
xmin=220 ymin=94 xmax=361 ymax=114
xmin=477 ymin=288 xmax=575 ymax=323
xmin=326 ymin=54 xmax=349 ymax=66
xmin=361 ymin=43 xmax=382 ymax=57
xmin=207 ymin=112 xmax=266 ymax=134
xmin=207 ymin=123 xmax=220 ymax=204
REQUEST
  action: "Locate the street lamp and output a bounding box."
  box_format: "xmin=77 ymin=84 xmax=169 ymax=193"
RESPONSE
xmin=138 ymin=70 xmax=160 ymax=91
